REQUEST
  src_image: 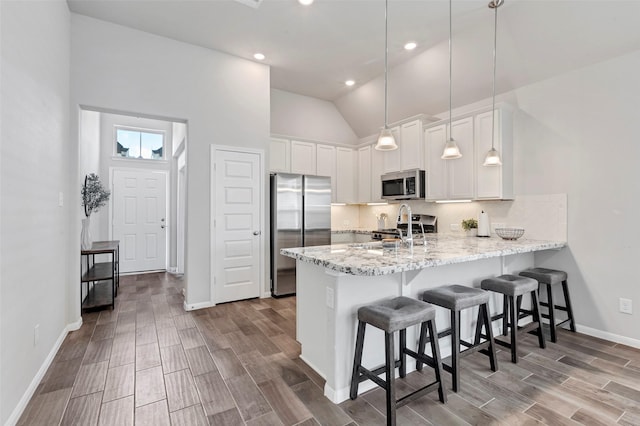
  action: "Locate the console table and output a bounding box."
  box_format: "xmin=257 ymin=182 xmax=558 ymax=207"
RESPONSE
xmin=81 ymin=240 xmax=120 ymax=311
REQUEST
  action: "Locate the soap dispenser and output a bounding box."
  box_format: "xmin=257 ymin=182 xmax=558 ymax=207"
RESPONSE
xmin=478 ymin=210 xmax=491 ymax=237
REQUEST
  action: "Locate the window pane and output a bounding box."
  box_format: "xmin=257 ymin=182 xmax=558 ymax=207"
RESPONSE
xmin=116 ymin=129 xmax=140 ymax=158
xmin=115 ymin=128 xmax=164 ymax=160
xmin=141 ymin=132 xmax=164 ymax=159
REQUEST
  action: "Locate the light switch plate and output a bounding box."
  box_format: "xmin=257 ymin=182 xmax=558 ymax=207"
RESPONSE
xmin=58 ymin=192 xmax=64 ymax=207
xmin=326 ymin=287 xmax=334 ymax=308
xmin=620 ymin=298 xmax=633 ymax=315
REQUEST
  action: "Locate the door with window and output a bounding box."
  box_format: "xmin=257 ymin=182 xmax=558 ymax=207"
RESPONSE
xmin=112 ymin=169 xmax=167 ymax=273
xmin=211 ymin=147 xmax=263 ymax=304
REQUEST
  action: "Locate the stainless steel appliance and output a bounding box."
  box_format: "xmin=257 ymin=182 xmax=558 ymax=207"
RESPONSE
xmin=371 ymin=214 xmax=437 ymax=241
xmin=270 ymin=173 xmax=331 ymax=297
xmin=381 ymin=169 xmax=426 ymax=200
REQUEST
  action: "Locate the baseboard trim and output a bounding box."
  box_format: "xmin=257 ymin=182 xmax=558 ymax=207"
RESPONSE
xmin=5 ymin=317 xmax=83 ymax=426
xmin=183 ymin=300 xmax=215 ymax=312
xmin=575 ymin=323 xmax=640 ymax=349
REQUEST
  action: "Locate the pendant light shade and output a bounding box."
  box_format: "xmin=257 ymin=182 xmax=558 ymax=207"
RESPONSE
xmin=441 ymin=0 xmax=461 ymax=160
xmin=375 ymin=0 xmax=397 ymax=151
xmin=483 ymin=0 xmax=504 ymax=167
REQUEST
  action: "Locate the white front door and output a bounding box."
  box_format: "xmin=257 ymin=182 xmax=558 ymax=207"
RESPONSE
xmin=211 ymin=147 xmax=263 ymax=304
xmin=112 ymin=169 xmax=167 ymax=273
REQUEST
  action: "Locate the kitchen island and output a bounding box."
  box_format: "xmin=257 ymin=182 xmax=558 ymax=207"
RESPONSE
xmin=281 ymin=234 xmax=566 ymax=403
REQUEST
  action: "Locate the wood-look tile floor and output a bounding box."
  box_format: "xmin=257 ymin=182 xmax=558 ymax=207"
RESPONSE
xmin=19 ymin=272 xmax=640 ymax=425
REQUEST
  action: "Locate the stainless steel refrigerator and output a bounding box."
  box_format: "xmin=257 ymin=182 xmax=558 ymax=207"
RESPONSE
xmin=270 ymin=173 xmax=331 ymax=297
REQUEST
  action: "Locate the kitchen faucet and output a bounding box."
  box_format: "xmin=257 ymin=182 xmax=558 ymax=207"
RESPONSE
xmin=396 ymin=203 xmax=413 ymax=248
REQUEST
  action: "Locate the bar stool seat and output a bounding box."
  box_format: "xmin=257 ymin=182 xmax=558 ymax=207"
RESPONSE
xmin=519 ymin=267 xmax=576 ymax=343
xmin=419 ymin=285 xmax=497 ymax=392
xmin=350 ymin=297 xmax=446 ymax=426
xmin=481 ymin=275 xmax=545 ymax=363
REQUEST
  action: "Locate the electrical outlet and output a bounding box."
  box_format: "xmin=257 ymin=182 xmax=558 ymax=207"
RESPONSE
xmin=619 ymin=298 xmax=633 ymax=315
xmin=326 ymin=287 xmax=334 ymax=308
xmin=450 ymin=223 xmax=461 ymax=231
xmin=34 ymin=324 xmax=40 ymax=346
xmin=343 ymin=220 xmax=350 ymax=227
xmin=58 ymin=192 xmax=64 ymax=207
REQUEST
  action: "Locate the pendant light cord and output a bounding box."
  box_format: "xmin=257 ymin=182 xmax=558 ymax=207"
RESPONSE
xmin=383 ymin=0 xmax=389 ymax=130
xmin=490 ymin=0 xmax=500 ymax=151
xmin=448 ymin=0 xmax=453 ymax=141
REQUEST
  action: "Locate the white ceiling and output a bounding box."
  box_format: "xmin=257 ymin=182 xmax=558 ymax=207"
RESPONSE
xmin=67 ymin=0 xmax=640 ymax=135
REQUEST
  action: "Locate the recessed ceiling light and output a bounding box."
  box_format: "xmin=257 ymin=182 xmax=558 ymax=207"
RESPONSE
xmin=404 ymin=42 xmax=417 ymax=51
xmin=253 ymin=53 xmax=265 ymax=60
xmin=345 ymin=80 xmax=355 ymax=87
xmin=299 ymin=0 xmax=314 ymax=5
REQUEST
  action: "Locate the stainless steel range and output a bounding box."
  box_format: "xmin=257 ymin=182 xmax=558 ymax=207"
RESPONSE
xmin=371 ymin=214 xmax=437 ymax=240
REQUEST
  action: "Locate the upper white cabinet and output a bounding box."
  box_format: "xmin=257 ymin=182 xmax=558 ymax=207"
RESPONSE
xmin=474 ymin=108 xmax=513 ymax=200
xmin=336 ymin=147 xmax=355 ymax=203
xmin=270 ymin=138 xmax=290 ymax=173
xmin=291 ymin=141 xmax=316 ymax=175
xmin=424 ymin=105 xmax=513 ymax=201
xmin=316 ymin=144 xmax=337 ymax=202
xmin=357 ymin=146 xmax=372 ymax=203
xmin=371 ymin=146 xmax=385 ymax=202
xmin=382 ymin=126 xmax=401 ymax=174
xmin=400 ymin=119 xmax=424 ymax=171
xmin=424 ymin=117 xmax=474 ymax=201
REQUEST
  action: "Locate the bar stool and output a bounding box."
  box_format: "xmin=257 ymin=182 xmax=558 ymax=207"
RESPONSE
xmin=519 ymin=268 xmax=576 ymax=343
xmin=481 ymin=275 xmax=545 ymax=363
xmin=417 ymin=285 xmax=498 ymax=392
xmin=350 ymin=296 xmax=446 ymax=426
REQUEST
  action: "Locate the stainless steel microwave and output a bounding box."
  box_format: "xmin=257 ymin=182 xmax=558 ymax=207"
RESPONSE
xmin=381 ymin=169 xmax=426 ymax=200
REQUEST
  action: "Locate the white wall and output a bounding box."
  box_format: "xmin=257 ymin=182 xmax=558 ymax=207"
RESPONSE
xmin=71 ymin=14 xmax=270 ymax=307
xmin=0 ymin=1 xmax=71 ymax=424
xmin=271 ymin=89 xmax=358 ymax=144
xmin=79 ymin=110 xmax=101 ymax=241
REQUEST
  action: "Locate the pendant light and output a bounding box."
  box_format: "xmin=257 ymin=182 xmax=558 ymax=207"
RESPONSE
xmin=483 ymin=0 xmax=504 ymax=166
xmin=375 ymin=0 xmax=398 ymax=151
xmin=441 ymin=0 xmax=461 ymax=159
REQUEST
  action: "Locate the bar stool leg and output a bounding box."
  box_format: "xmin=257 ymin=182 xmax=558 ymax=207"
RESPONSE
xmin=562 ymin=280 xmax=577 ymax=332
xmin=531 ymin=290 xmax=546 ymax=349
xmin=427 ymin=319 xmax=447 ymax=403
xmin=482 ymin=304 xmax=498 ymax=372
xmin=399 ymin=329 xmax=407 ymax=378
xmin=509 ymin=296 xmax=518 ymax=363
xmin=502 ymin=295 xmax=509 ymax=336
xmin=384 ymin=331 xmax=396 ymax=426
xmin=350 ymin=321 xmax=366 ymax=400
xmin=451 ymin=310 xmax=461 ymax=392
xmin=544 ymin=283 xmax=557 ymax=342
xmin=416 ymin=322 xmax=428 ymax=371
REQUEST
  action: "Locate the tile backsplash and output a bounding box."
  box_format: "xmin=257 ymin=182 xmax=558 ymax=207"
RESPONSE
xmin=331 ymin=194 xmax=567 ymax=241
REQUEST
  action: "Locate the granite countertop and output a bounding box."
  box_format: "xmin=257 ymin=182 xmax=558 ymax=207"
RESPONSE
xmin=331 ymin=229 xmax=372 ymax=235
xmin=281 ymin=234 xmax=566 ymax=276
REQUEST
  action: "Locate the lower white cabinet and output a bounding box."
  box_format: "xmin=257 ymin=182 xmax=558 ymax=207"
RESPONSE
xmin=336 ymin=147 xmax=355 ymax=203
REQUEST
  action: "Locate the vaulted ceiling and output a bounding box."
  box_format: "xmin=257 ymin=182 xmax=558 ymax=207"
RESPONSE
xmin=67 ymin=0 xmax=640 ymax=137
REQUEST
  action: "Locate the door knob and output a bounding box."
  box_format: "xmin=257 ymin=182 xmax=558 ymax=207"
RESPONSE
xmin=253 ymin=231 xmax=261 ymax=236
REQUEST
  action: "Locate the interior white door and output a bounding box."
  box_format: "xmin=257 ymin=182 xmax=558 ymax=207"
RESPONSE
xmin=112 ymin=169 xmax=167 ymax=273
xmin=212 ymin=148 xmax=262 ymax=304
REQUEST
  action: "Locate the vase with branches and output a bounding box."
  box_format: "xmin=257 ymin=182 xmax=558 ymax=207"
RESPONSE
xmin=81 ymin=174 xmax=110 ymax=249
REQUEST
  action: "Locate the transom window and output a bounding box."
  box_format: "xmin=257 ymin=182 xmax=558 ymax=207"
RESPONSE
xmin=115 ymin=127 xmax=165 ymax=160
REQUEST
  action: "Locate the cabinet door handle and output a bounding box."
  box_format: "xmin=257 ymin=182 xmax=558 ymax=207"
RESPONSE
xmin=253 ymin=230 xmax=261 ymax=236
xmin=161 ymin=225 xmax=166 ymax=229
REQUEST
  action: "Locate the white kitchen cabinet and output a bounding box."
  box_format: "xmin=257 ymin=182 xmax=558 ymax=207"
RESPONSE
xmin=400 ymin=119 xmax=424 ymax=171
xmin=382 ymin=126 xmax=401 ymax=174
xmin=424 ymin=117 xmax=474 ymax=200
xmin=269 ymin=137 xmax=290 ymax=172
xmin=336 ymin=147 xmax=355 ymax=203
xmin=316 ymin=144 xmax=337 ymax=202
xmin=291 ymin=140 xmax=317 ymax=175
xmin=357 ymin=146 xmax=372 ymax=203
xmin=371 ymin=145 xmax=385 ymax=202
xmin=424 ymin=125 xmax=448 ymax=201
xmin=474 ymin=108 xmax=513 ymax=200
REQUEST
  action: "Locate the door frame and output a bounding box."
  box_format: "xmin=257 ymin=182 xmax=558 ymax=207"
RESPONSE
xmin=109 ymin=166 xmax=170 ymax=272
xmin=210 ymin=145 xmax=266 ymax=305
